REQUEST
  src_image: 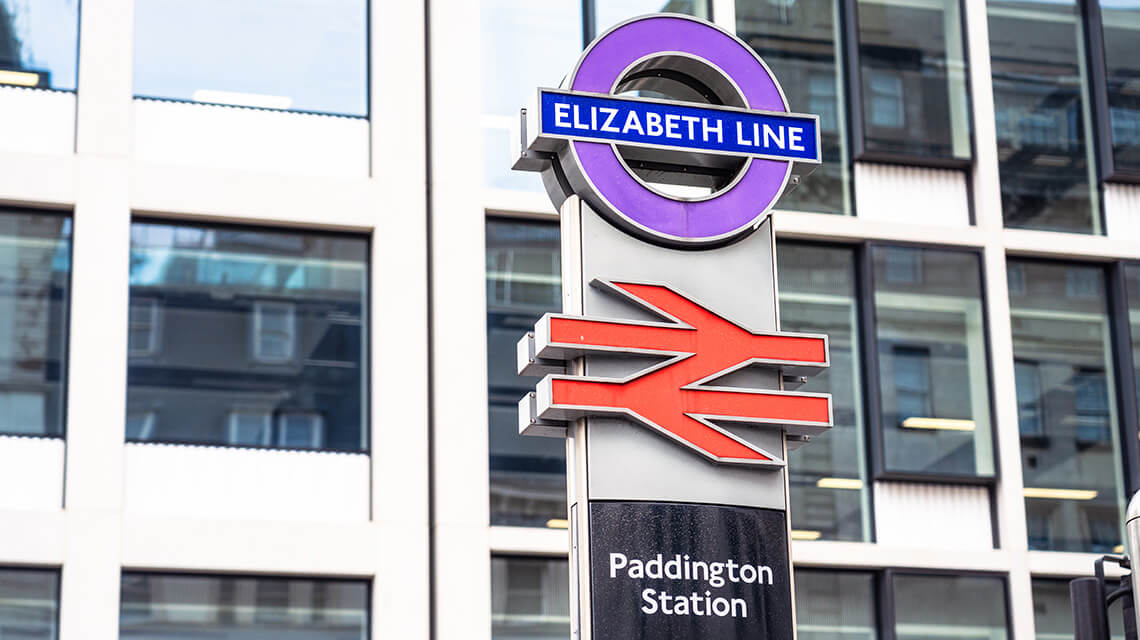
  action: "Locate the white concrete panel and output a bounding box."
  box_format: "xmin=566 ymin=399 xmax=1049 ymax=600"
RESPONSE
xmin=0 ymin=435 xmax=64 ymax=510
xmin=1105 ymin=183 xmax=1140 ymax=242
xmin=854 ymin=163 xmax=971 ymax=227
xmin=874 ymin=482 xmax=993 ymax=549
xmin=124 ymin=443 xmax=370 ymax=523
xmin=132 ymin=99 xmax=369 ymax=178
xmin=0 ymin=87 xmax=74 ymax=155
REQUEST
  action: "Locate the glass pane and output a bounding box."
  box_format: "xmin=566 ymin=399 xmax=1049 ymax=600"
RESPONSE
xmin=777 ymin=243 xmax=869 ymax=542
xmin=988 ymin=0 xmax=1100 ymax=233
xmin=119 ymin=573 xmax=368 ymax=639
xmin=1127 ymin=264 xmax=1140 ymax=419
xmin=486 ymin=220 xmax=565 ymax=527
xmin=491 ymin=557 xmax=569 ymax=640
xmin=594 ymin=0 xmax=710 ymax=34
xmin=132 ymin=0 xmax=367 ymax=116
xmin=1032 ymin=578 xmax=1125 ymax=640
xmin=0 ymin=568 xmax=58 ymax=639
xmin=0 ymin=0 xmax=78 ymax=90
xmin=1009 ymin=260 xmax=1124 ymax=552
xmin=737 ymin=0 xmax=852 ymax=215
xmin=873 ymin=247 xmax=994 ymax=477
xmin=795 ymin=570 xmax=876 ymax=640
xmin=0 ymin=211 xmax=70 ymax=437
xmin=126 ymin=222 xmax=368 ymax=452
xmin=857 ymin=0 xmax=971 ymax=159
xmin=893 ymin=574 xmax=1007 ymax=640
xmin=1100 ymin=0 xmax=1140 ymax=173
xmin=481 ymin=0 xmax=581 ymax=192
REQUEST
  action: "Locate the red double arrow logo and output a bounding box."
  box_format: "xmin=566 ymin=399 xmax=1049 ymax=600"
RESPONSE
xmin=520 ymin=280 xmax=832 ymax=467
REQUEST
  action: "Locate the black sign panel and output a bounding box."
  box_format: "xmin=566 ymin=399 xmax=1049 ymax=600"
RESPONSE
xmin=588 ymin=501 xmax=793 ymax=640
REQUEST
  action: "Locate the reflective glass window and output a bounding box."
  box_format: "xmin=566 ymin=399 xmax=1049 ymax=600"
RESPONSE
xmin=125 ymin=222 xmax=368 ymax=452
xmin=1032 ymin=578 xmax=1125 ymax=640
xmin=988 ymin=0 xmax=1100 ymax=233
xmin=1100 ymin=0 xmax=1140 ymax=173
xmin=486 ymin=220 xmax=566 ymax=527
xmin=119 ymin=573 xmax=368 ymax=639
xmin=777 ymin=243 xmax=869 ymax=541
xmin=856 ymin=0 xmax=971 ymax=160
xmin=491 ymin=557 xmax=570 ymax=639
xmin=1009 ymin=260 xmax=1124 ymax=552
xmin=0 ymin=0 xmax=78 ymax=90
xmin=0 ymin=210 xmax=70 ymax=438
xmin=0 ymin=568 xmax=58 ymax=639
xmin=737 ymin=0 xmax=852 ymax=215
xmin=1127 ymin=264 xmax=1140 ymax=418
xmin=132 ymin=0 xmax=367 ymax=116
xmin=481 ymin=0 xmax=582 ymax=193
xmin=593 ymin=0 xmax=710 ymax=34
xmin=873 ymin=247 xmax=994 ymax=477
xmin=795 ymin=570 xmax=876 ymax=640
xmin=892 ymin=574 xmax=1008 ymax=640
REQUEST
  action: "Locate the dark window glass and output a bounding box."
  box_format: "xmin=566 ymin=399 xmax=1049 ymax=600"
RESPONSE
xmin=486 ymin=220 xmax=566 ymax=527
xmin=119 ymin=573 xmax=368 ymax=639
xmin=0 ymin=0 xmax=78 ymax=90
xmin=1033 ymin=578 xmax=1125 ymax=640
xmin=893 ymin=574 xmax=1008 ymax=640
xmin=795 ymin=570 xmax=876 ymax=640
xmin=1009 ymin=260 xmax=1124 ymax=552
xmin=1100 ymin=0 xmax=1140 ymax=173
xmin=491 ymin=557 xmax=570 ymax=639
xmin=777 ymin=243 xmax=870 ymax=542
xmin=593 ymin=0 xmax=710 ymax=33
xmin=737 ymin=0 xmax=852 ymax=215
xmin=0 ymin=211 xmax=70 ymax=437
xmin=132 ymin=0 xmax=367 ymax=116
xmin=873 ymin=247 xmax=994 ymax=477
xmin=989 ymin=0 xmax=1100 ymax=233
xmin=1127 ymin=264 xmax=1140 ymax=419
xmin=125 ymin=222 xmax=368 ymax=452
xmin=856 ymin=0 xmax=971 ymax=159
xmin=0 ymin=568 xmax=58 ymax=639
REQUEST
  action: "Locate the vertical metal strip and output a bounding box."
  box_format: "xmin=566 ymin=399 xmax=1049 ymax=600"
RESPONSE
xmin=1108 ymin=262 xmax=1140 ymax=496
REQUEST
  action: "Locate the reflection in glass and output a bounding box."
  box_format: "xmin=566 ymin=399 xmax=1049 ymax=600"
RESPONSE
xmin=0 ymin=568 xmax=58 ymax=639
xmin=594 ymin=0 xmax=709 ymax=34
xmin=893 ymin=574 xmax=1008 ymax=640
xmin=988 ymin=0 xmax=1100 ymax=233
xmin=1009 ymin=260 xmax=1123 ymax=552
xmin=119 ymin=574 xmax=368 ymax=639
xmin=777 ymin=243 xmax=869 ymax=541
xmin=796 ymin=570 xmax=876 ymax=640
xmin=481 ymin=0 xmax=582 ymax=193
xmin=0 ymin=211 xmax=70 ymax=438
xmin=873 ymin=247 xmax=993 ymax=477
xmin=0 ymin=0 xmax=78 ymax=90
xmin=737 ymin=0 xmax=852 ymax=215
xmin=491 ymin=557 xmax=570 ymax=640
xmin=1100 ymin=0 xmax=1140 ymax=173
xmin=126 ymin=222 xmax=368 ymax=451
xmin=486 ymin=220 xmax=566 ymax=527
xmin=1033 ymin=578 xmax=1125 ymax=640
xmin=133 ymin=0 xmax=367 ymax=116
xmin=857 ymin=0 xmax=971 ymax=159
xmin=1127 ymin=264 xmax=1140 ymax=419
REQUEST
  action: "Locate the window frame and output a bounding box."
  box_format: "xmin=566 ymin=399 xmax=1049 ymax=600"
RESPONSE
xmin=1107 ymin=260 xmax=1140 ymax=495
xmin=877 ymin=569 xmax=1013 ymax=640
xmin=1084 ymin=0 xmax=1140 ymax=184
xmin=0 ymin=566 xmax=62 ymax=640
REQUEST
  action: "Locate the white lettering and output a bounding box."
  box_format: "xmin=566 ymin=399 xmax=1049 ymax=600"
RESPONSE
xmin=554 ymin=103 xmax=570 ymax=128
xmin=735 ymin=121 xmax=751 ymax=146
xmin=623 ymin=111 xmax=645 ymax=135
xmin=702 ymin=118 xmax=722 ymax=143
xmin=731 ymin=598 xmax=747 ymax=617
xmin=600 ymin=107 xmax=621 ymax=133
xmin=665 ymin=114 xmax=682 ymax=139
xmin=712 ymin=597 xmax=730 ymax=617
xmin=646 ymin=112 xmax=664 ymax=137
xmin=789 ymin=126 xmax=805 ymax=151
xmin=740 ymin=564 xmax=757 ymax=584
xmin=641 ymin=589 xmax=659 ymax=614
xmin=763 ymin=123 xmax=784 ymax=149
xmin=609 ymin=553 xmax=627 ymax=578
xmin=758 ymin=565 xmax=774 ymax=585
xmin=680 ymin=115 xmax=699 ymax=139
xmin=572 ymin=104 xmax=589 ymax=130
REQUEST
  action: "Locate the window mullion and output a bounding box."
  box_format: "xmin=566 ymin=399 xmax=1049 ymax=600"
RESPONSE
xmin=1081 ymin=0 xmax=1115 ymax=183
xmin=856 ymin=242 xmax=885 ymax=482
xmin=1108 ymin=261 xmax=1140 ymax=495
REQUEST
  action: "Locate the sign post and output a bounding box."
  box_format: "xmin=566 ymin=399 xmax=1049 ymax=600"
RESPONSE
xmin=512 ymin=14 xmax=831 ymax=640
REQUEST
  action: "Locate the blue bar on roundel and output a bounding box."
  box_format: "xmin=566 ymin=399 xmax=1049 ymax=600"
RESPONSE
xmin=538 ymin=88 xmax=821 ymax=164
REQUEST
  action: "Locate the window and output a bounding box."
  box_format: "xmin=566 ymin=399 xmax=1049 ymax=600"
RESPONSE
xmin=0 ymin=0 xmax=79 ymax=90
xmin=737 ymin=0 xmax=853 ymax=215
xmin=1032 ymin=578 xmax=1125 ymax=640
xmin=132 ymin=0 xmax=367 ymax=116
xmin=128 ymin=298 xmax=159 ymax=357
xmin=491 ymin=557 xmax=570 ymax=639
xmin=126 ymin=221 xmax=368 ymax=452
xmin=0 ymin=210 xmax=70 ymax=438
xmin=892 ymin=574 xmax=1008 ymax=640
xmin=795 ymin=570 xmax=876 ymax=640
xmin=592 ymin=0 xmax=710 ymax=37
xmin=989 ymin=0 xmax=1100 ymax=233
xmin=1009 ymin=260 xmax=1124 ymax=552
xmin=873 ymin=246 xmax=994 ymax=478
xmin=0 ymin=568 xmax=58 ymax=639
xmin=856 ymin=0 xmax=972 ymax=161
xmin=777 ymin=243 xmax=870 ymax=542
xmin=1097 ymin=0 xmax=1140 ymax=176
xmin=119 ymin=573 xmax=368 ymax=639
xmin=486 ymin=220 xmax=566 ymax=528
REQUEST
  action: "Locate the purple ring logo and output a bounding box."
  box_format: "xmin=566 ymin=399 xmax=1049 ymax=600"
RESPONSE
xmin=514 ymin=15 xmax=821 ymax=248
